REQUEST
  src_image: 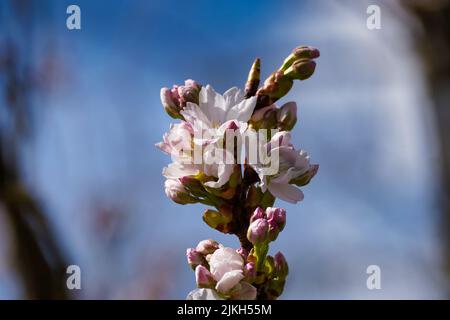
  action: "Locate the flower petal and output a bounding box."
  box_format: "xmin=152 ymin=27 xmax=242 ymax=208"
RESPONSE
xmin=215 ymin=270 xmax=244 ymax=294
xmin=232 ymin=282 xmax=257 ymax=300
xmin=199 ymin=85 xmax=227 ymax=125
xmin=269 ymin=131 xmax=292 ymax=149
xmin=209 ymin=247 xmax=244 ymax=280
xmin=271 ymin=167 xmax=300 ymax=184
xmin=226 ymin=96 xmax=257 ymax=122
xmin=186 ymin=288 xmax=223 ymax=300
xmin=251 ymin=104 xmax=276 ymax=122
xmin=181 ymin=102 xmax=212 ymax=128
xmin=223 ymin=87 xmax=244 ymax=107
xmin=204 ymin=164 xmax=233 ymax=188
xmin=268 ymin=183 xmax=304 ymax=204
xmin=162 ymin=162 xmax=199 ymax=179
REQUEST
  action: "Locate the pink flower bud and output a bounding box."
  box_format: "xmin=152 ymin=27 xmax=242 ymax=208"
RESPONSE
xmin=160 ymin=87 xmax=181 ymax=119
xmin=160 ymin=80 xmax=201 ymax=119
xmin=179 ymin=176 xmax=205 ymax=197
xmin=251 ymin=105 xmax=277 ymax=122
xmin=171 ymin=85 xmax=181 ymax=100
xmin=280 ymin=46 xmax=320 ymax=72
xmin=177 ymin=79 xmax=201 ymax=107
xmin=277 ymin=101 xmax=297 ymax=131
xmin=184 ymin=79 xmax=200 ymax=88
xmin=266 ymin=207 xmax=286 ymax=241
xmin=249 ymin=105 xmax=278 ymax=130
xmin=244 ymin=262 xmax=256 ymax=283
xmin=274 ymin=252 xmax=289 ymax=279
xmin=266 ymin=207 xmax=286 ymax=230
xmin=164 ymin=179 xmax=197 ymax=205
xmin=195 ymin=265 xmax=216 ymax=288
xmin=292 ymin=46 xmax=320 ymax=60
xmin=196 ymin=239 xmax=220 ymax=255
xmin=250 ymin=207 xmax=265 ymax=223
xmin=285 ymin=59 xmax=317 ymax=81
xmin=186 ymin=248 xmax=205 ymax=269
xmin=247 ymin=218 xmax=269 ymax=245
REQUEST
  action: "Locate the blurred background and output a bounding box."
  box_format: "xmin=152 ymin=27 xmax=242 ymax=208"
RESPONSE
xmin=1 ymin=0 xmax=449 ymax=299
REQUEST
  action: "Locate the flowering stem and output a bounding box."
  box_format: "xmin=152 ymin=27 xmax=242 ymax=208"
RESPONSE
xmin=160 ymin=45 xmax=320 ymax=300
xmin=254 ymin=243 xmax=269 ymax=270
xmin=231 ymin=166 xmax=254 ymax=251
xmin=201 ymin=193 xmax=225 ymax=207
xmin=233 ymin=194 xmax=253 ymax=251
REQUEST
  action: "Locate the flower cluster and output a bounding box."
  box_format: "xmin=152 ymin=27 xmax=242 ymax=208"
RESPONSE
xmin=156 ymin=45 xmax=319 ymax=299
xmin=186 ymin=238 xmax=288 ymax=300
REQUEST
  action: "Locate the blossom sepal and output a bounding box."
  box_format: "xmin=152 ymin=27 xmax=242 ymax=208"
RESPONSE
xmin=202 ymin=206 xmax=233 ymax=233
xmin=290 ymin=164 xmax=319 ymax=186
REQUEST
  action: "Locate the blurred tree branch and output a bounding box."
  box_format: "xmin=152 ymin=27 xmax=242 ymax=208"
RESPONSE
xmin=0 ymin=1 xmax=69 ymax=299
xmin=401 ymin=0 xmax=450 ymax=286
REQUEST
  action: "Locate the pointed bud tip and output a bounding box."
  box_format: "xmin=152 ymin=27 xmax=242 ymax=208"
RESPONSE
xmin=225 ymin=120 xmax=239 ymax=130
xmin=250 ymin=207 xmax=265 ymax=223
